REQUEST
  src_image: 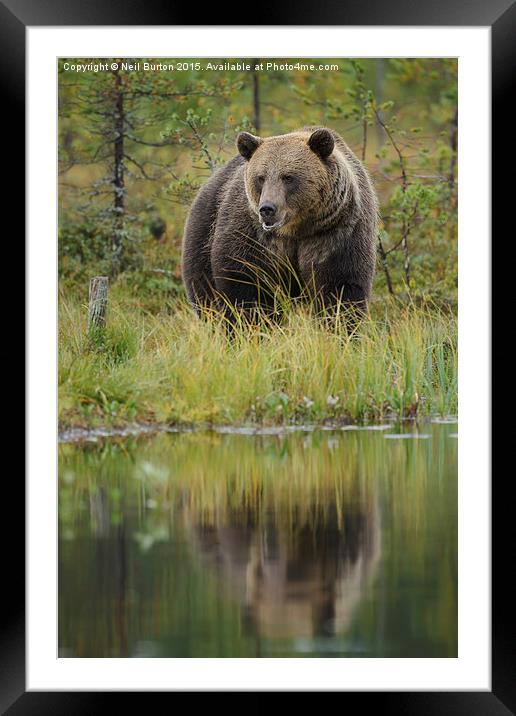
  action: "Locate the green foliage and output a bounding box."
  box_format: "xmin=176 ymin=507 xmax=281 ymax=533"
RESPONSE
xmin=146 ymin=214 xmax=166 ymax=239
xmin=58 ymin=216 xmax=149 ymax=283
xmin=58 ymin=219 xmax=111 ymax=277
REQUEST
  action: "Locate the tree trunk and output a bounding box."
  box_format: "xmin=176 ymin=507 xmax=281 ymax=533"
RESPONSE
xmin=375 ymin=59 xmax=385 ymax=149
xmin=402 ymin=233 xmax=411 ymax=287
xmin=112 ymin=66 xmax=125 ymax=275
xmin=448 ymin=108 xmax=458 ymax=188
xmin=251 ymin=59 xmax=261 ymax=132
xmin=377 ymin=237 xmax=394 ymax=295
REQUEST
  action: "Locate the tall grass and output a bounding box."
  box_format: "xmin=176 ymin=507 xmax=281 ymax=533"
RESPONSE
xmin=58 ymin=288 xmax=457 ymax=428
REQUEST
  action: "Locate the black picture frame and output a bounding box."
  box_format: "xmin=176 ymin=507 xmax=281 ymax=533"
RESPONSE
xmin=6 ymin=0 xmax=510 ymax=710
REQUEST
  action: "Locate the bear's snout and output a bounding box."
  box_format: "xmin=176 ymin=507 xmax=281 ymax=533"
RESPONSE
xmin=259 ymin=202 xmax=277 ymax=224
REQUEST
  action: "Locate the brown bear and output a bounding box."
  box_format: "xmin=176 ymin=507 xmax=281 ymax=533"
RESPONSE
xmin=182 ymin=127 xmax=378 ymax=322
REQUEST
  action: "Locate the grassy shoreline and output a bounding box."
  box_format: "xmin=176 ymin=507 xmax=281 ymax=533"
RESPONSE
xmin=59 ymin=287 xmax=457 ymax=431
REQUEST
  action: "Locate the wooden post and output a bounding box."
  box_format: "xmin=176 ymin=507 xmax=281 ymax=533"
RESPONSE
xmin=88 ymin=276 xmax=109 ymax=334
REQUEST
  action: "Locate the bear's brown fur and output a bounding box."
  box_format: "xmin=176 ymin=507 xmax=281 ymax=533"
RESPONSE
xmin=182 ymin=127 xmax=378 ymax=321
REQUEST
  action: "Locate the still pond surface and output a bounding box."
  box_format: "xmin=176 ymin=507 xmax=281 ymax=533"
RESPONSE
xmin=59 ymin=422 xmax=457 ymax=657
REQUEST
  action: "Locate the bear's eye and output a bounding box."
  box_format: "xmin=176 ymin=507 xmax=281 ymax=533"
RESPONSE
xmin=256 ymin=175 xmax=265 ymax=187
xmin=282 ymin=175 xmax=294 ymax=183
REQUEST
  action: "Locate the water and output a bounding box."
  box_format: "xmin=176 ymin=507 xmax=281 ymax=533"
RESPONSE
xmin=58 ymin=422 xmax=457 ymax=658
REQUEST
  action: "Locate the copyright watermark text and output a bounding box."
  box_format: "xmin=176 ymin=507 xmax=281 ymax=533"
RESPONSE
xmin=61 ymin=60 xmax=340 ymax=74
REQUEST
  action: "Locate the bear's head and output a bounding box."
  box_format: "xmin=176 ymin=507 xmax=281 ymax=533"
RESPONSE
xmin=237 ymin=128 xmax=336 ymax=236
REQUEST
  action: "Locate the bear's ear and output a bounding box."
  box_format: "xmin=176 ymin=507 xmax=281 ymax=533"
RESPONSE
xmin=237 ymin=132 xmax=262 ymax=160
xmin=308 ymin=128 xmax=334 ymax=160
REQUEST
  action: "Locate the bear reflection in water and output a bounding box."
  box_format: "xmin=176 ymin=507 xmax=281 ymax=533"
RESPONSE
xmin=186 ymin=501 xmax=380 ymax=639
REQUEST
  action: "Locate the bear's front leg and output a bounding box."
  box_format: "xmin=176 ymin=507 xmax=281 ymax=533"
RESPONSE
xmin=321 ymin=282 xmax=369 ymax=316
xmin=211 ymin=246 xmax=280 ymax=328
xmin=304 ymin=254 xmax=371 ymax=333
xmin=317 ymin=283 xmax=369 ymax=334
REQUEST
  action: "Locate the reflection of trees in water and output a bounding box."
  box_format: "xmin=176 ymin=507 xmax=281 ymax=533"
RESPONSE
xmin=186 ymin=498 xmax=380 ymax=640
xmin=59 ymin=430 xmax=457 ymax=657
xmin=89 ymin=488 xmax=129 ymax=657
